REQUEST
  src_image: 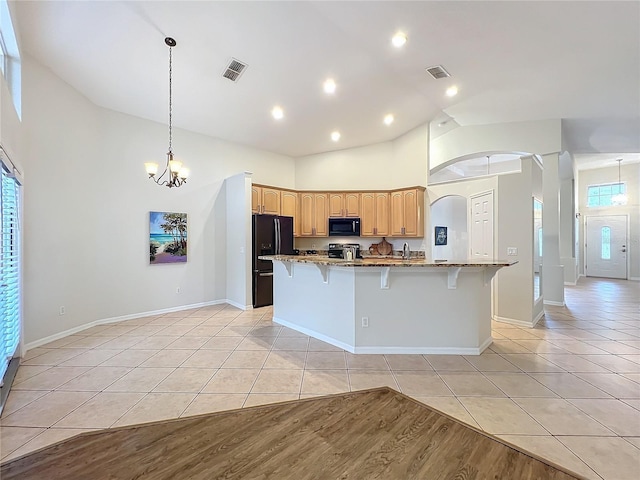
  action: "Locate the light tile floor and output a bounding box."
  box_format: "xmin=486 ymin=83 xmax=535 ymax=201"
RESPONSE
xmin=1 ymin=277 xmax=639 ymax=479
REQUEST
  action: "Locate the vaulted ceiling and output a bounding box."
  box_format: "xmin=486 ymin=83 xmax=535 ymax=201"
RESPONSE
xmin=11 ymin=1 xmax=640 ymax=164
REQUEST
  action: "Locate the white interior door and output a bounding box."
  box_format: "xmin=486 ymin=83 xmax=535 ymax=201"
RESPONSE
xmin=586 ymin=215 xmax=627 ymax=279
xmin=470 ymin=192 xmax=494 ymax=259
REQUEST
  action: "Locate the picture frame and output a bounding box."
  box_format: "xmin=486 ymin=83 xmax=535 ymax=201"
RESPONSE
xmin=434 ymin=226 xmax=448 ymax=246
xmin=149 ymin=211 xmax=188 ymax=264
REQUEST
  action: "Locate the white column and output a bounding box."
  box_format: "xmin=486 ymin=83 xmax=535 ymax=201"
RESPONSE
xmin=542 ymin=153 xmax=565 ymax=305
xmin=560 ymin=178 xmax=577 ymax=283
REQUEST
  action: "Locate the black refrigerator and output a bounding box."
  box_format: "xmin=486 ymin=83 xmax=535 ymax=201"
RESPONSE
xmin=252 ymin=214 xmax=294 ymax=308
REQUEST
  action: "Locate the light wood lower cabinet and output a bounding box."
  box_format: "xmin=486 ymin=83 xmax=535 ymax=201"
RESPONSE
xmin=390 ymin=188 xmax=425 ymax=237
xmin=328 ymin=192 xmax=360 ymax=217
xmin=299 ymin=192 xmax=329 ymax=237
xmin=361 ymin=192 xmax=390 ymax=237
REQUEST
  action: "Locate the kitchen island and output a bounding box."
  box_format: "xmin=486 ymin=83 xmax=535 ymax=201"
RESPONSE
xmin=259 ymin=255 xmax=517 ymax=355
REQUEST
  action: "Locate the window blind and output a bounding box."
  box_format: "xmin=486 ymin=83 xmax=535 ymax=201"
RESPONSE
xmin=1 ymin=165 xmax=20 ymax=383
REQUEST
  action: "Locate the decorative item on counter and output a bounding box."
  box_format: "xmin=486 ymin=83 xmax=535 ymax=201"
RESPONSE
xmin=377 ymin=237 xmax=393 ymax=255
xmin=368 ymin=238 xmax=392 ymax=256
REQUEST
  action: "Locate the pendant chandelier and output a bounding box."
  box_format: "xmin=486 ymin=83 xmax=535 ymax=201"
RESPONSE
xmin=145 ymin=37 xmax=189 ymax=188
xmin=612 ymin=158 xmax=628 ymax=205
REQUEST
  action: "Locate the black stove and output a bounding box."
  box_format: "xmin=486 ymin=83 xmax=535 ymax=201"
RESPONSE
xmin=328 ymin=243 xmax=362 ymax=259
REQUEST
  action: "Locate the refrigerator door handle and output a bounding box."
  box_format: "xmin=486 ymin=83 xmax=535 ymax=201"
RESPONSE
xmin=275 ymin=218 xmax=280 ymax=254
xmin=259 ymin=272 xmax=274 ymax=277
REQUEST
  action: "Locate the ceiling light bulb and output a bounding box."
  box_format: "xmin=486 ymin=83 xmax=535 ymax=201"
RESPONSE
xmin=331 ymin=131 xmax=341 ymax=142
xmin=383 ymin=114 xmax=394 ymax=126
xmin=169 ymin=160 xmax=182 ymax=173
xmin=145 ymin=162 xmax=159 ymax=177
xmin=323 ymin=78 xmax=336 ymax=94
xmin=271 ymin=106 xmax=284 ymax=120
xmin=392 ymin=32 xmax=407 ymax=48
xmin=446 ymin=86 xmax=458 ymax=97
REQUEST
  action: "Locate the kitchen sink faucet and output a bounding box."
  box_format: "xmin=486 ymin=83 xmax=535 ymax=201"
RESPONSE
xmin=402 ymin=242 xmax=410 ymax=260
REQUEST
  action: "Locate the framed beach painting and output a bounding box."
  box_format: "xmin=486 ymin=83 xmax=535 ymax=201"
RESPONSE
xmin=149 ymin=211 xmax=188 ymax=264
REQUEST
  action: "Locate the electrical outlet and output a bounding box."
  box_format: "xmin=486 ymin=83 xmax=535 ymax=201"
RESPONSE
xmin=361 ymin=316 xmax=369 ymax=328
xmin=59 ymin=306 xmax=66 ymax=315
xmin=507 ymin=247 xmax=518 ymax=256
xmin=176 ymin=287 xmax=181 ymax=294
xmin=311 ymin=244 xmax=316 ymax=249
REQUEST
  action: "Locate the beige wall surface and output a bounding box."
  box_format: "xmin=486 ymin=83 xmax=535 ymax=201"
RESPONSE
xmin=295 ymin=124 xmax=428 ymax=191
xmin=429 ymin=119 xmax=562 ymax=170
xmin=19 ymin=55 xmax=295 ymax=345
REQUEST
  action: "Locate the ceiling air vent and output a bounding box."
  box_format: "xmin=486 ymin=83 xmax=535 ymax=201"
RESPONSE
xmin=425 ymin=65 xmax=451 ymax=80
xmin=222 ymin=58 xmax=248 ymax=82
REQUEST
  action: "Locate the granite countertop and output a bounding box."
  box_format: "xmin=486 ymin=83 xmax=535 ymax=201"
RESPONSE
xmin=259 ymin=255 xmax=517 ymax=268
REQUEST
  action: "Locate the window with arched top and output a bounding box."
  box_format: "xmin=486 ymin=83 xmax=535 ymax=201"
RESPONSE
xmin=601 ymin=226 xmax=611 ymax=260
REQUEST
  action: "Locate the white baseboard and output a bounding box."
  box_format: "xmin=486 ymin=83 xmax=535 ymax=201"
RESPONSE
xmin=532 ymin=309 xmax=544 ymax=327
xmin=273 ymin=317 xmax=355 ymax=353
xmin=543 ymin=300 xmax=565 ymax=307
xmin=225 ymin=299 xmax=253 ymax=310
xmin=630 ymin=277 xmax=640 ymax=282
xmin=23 ymin=299 xmax=228 ymax=354
xmin=273 ymin=317 xmax=493 ymax=355
xmin=493 ymin=315 xmax=536 ymax=328
xmin=564 ymin=280 xmax=577 ymax=286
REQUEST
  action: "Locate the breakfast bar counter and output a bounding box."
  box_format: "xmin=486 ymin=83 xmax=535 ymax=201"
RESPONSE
xmin=259 ymin=255 xmax=516 ymax=355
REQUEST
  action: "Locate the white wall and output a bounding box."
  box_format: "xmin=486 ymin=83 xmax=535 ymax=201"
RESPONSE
xmin=576 ymin=163 xmax=640 ymax=280
xmin=294 ymin=124 xmax=429 ymax=253
xmin=493 ymin=158 xmax=543 ymax=326
xmin=225 ymin=172 xmax=252 ymax=308
xmin=21 ymin=55 xmax=295 ymax=345
xmin=429 ymin=119 xmax=562 ymax=170
xmin=430 ymin=195 xmax=468 ymax=260
xmin=560 ymin=178 xmax=577 ymax=283
xmin=295 ymin=124 xmax=428 ymax=190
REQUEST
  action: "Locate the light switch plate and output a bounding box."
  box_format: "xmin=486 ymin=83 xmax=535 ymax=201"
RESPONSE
xmin=507 ymin=247 xmax=518 ymax=256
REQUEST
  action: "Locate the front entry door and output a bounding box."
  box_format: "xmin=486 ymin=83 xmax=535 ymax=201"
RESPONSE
xmin=470 ymin=191 xmax=494 ymax=259
xmin=586 ymin=215 xmax=627 ymax=279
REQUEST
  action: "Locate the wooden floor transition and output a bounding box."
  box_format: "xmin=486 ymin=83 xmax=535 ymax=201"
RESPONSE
xmin=0 ymin=387 xmax=584 ymax=480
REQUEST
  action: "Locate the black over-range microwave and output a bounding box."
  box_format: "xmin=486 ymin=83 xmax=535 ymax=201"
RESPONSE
xmin=328 ymin=217 xmax=361 ymax=237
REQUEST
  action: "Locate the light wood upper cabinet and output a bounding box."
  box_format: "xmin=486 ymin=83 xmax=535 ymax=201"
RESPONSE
xmin=361 ymin=192 xmax=390 ymax=237
xmin=252 ymin=183 xmax=423 ymax=239
xmin=299 ymin=192 xmax=329 ymax=236
xmin=328 ymin=192 xmax=360 ymax=217
xmin=390 ymin=188 xmax=425 ymax=237
xmin=280 ymin=190 xmax=300 ymax=237
xmin=252 ymin=185 xmax=281 ymax=215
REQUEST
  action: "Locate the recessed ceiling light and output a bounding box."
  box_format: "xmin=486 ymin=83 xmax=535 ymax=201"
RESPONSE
xmin=391 ymin=32 xmax=407 ymax=48
xmin=323 ymin=78 xmax=336 ymax=94
xmin=331 ymin=131 xmax=341 ymax=142
xmin=383 ymin=114 xmax=394 ymax=126
xmin=271 ymin=106 xmax=284 ymax=120
xmin=445 ymin=86 xmax=458 ymax=97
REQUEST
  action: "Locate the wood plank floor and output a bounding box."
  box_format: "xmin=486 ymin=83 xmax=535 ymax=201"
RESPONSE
xmin=0 ymin=387 xmax=584 ymax=480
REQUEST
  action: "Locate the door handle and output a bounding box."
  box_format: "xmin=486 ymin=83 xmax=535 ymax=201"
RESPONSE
xmin=622 ymin=249 xmax=626 ymax=253
xmin=259 ymin=272 xmax=274 ymax=277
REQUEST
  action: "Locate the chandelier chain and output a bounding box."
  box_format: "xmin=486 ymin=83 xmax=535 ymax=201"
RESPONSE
xmin=168 ymin=44 xmax=173 ymax=153
xmin=144 ymin=36 xmax=188 ymax=188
